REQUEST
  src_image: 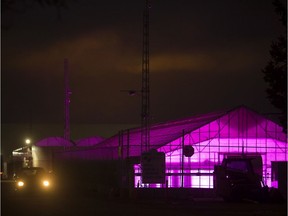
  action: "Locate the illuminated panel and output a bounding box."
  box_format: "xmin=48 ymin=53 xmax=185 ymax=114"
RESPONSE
xmin=134 ymin=134 xmax=287 ymax=188
xmin=271 ymin=180 xmax=278 ymax=188
xmin=169 ymin=170 xmax=174 ymax=188
xmin=200 ymin=176 xmax=213 ymax=188
xmin=172 ymin=170 xmax=180 ymax=188
xmin=266 ymin=168 xmax=272 ymax=186
xmin=134 ymin=176 xmax=141 ymax=188
xmin=129 ymin=107 xmax=288 ymax=189
xmin=191 ymin=175 xmax=200 ymax=188
xmin=184 ymin=170 xmax=191 ymax=188
xmin=134 ymin=164 xmax=142 ymax=188
xmin=149 ymin=183 xmax=162 ymax=188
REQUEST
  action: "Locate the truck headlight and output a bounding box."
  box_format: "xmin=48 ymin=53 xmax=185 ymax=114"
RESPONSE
xmin=43 ymin=180 xmax=50 ymax=187
xmin=17 ymin=181 xmax=24 ymax=187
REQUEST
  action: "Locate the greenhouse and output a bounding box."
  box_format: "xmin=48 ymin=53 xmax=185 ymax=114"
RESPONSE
xmin=55 ymin=105 xmax=287 ymax=189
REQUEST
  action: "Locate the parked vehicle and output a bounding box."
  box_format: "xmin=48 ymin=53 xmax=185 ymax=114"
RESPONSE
xmin=213 ymin=155 xmax=268 ymax=201
xmin=14 ymin=167 xmax=54 ymax=194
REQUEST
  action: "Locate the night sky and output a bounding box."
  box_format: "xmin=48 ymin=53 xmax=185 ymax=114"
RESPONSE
xmin=1 ymin=0 xmax=285 ymax=156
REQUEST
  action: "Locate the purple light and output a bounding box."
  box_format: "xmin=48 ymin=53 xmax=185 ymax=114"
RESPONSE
xmin=38 ymin=106 xmax=286 ymax=189
xmin=134 ymin=137 xmax=287 ymax=188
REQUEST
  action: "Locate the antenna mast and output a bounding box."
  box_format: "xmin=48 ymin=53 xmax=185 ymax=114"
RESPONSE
xmin=64 ymin=59 xmax=72 ymax=141
xmin=141 ymin=0 xmax=151 ymax=153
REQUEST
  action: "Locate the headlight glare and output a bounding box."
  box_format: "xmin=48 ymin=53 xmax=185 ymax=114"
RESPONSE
xmin=17 ymin=181 xmax=24 ymax=187
xmin=43 ymin=180 xmax=50 ymax=187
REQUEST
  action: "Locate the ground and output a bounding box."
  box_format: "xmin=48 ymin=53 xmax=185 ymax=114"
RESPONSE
xmin=1 ymin=180 xmax=287 ymax=216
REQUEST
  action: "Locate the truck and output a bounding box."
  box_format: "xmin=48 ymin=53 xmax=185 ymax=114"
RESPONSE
xmin=213 ymin=154 xmax=268 ymax=201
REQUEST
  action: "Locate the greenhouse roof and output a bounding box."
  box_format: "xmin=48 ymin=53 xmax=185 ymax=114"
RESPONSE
xmin=93 ymin=105 xmax=287 ymax=155
xmin=35 ymin=136 xmax=105 ymax=148
xmin=49 ymin=105 xmax=287 ymax=161
xmin=35 ymin=137 xmax=74 ymax=147
xmin=75 ymin=136 xmax=105 ymax=147
xmin=96 ymin=108 xmax=226 ymax=148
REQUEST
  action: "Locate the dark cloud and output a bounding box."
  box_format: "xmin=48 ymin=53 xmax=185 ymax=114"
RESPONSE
xmin=2 ymin=0 xmax=285 ymax=155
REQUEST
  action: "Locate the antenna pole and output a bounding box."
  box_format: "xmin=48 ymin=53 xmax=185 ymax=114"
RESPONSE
xmin=141 ymin=0 xmax=151 ymax=153
xmin=64 ymin=59 xmax=71 ymax=141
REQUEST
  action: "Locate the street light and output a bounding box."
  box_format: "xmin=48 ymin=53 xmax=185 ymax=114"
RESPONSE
xmin=25 ymin=138 xmax=31 ymax=145
xmin=24 ymin=138 xmax=33 ymax=167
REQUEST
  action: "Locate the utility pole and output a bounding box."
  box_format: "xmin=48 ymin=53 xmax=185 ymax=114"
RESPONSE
xmin=141 ymin=0 xmax=151 ymax=153
xmin=64 ymin=59 xmax=72 ymax=141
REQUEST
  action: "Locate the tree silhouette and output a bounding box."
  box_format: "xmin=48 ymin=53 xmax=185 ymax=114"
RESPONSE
xmin=263 ymin=0 xmax=287 ymax=133
xmin=2 ymin=0 xmax=68 ymax=11
xmin=2 ymin=0 xmax=69 ymax=29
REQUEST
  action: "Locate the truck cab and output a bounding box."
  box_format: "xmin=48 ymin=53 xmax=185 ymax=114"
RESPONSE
xmin=214 ymin=155 xmax=266 ymax=201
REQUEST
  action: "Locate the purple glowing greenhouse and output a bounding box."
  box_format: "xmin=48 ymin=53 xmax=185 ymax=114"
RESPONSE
xmin=38 ymin=106 xmax=288 ymax=189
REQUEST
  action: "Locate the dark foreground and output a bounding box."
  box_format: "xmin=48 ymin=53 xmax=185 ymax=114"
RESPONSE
xmin=2 ymin=181 xmax=287 ymax=216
